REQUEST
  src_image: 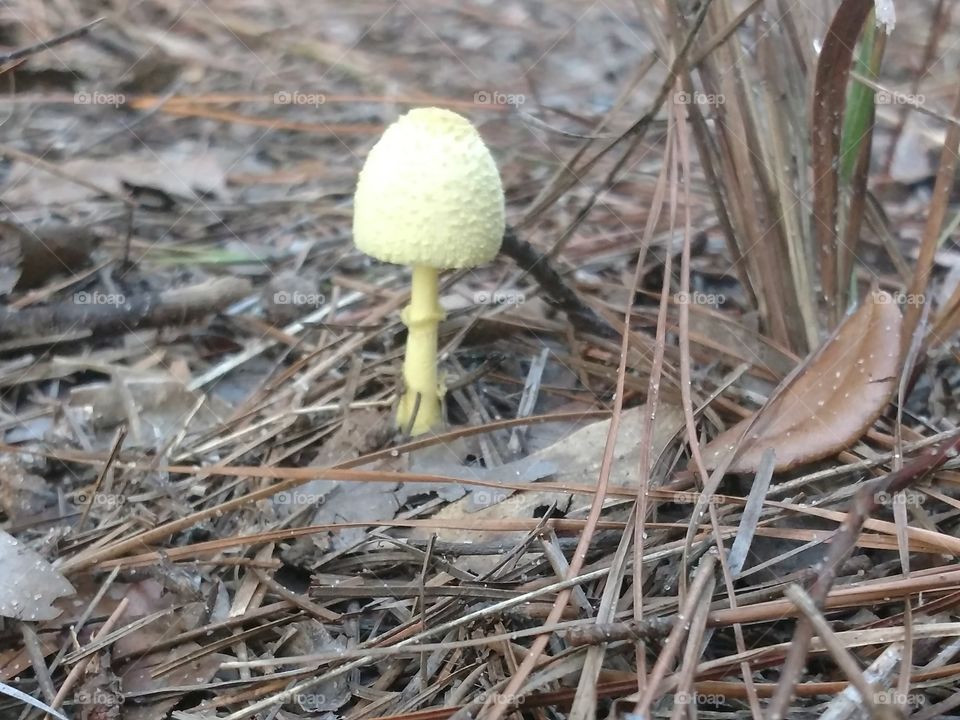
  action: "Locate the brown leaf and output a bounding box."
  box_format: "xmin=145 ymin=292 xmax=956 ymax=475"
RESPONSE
xmin=702 ymin=292 xmax=902 ymax=472
xmin=423 ymin=403 xmax=685 ymax=573
xmin=76 ymin=662 xmax=122 ymax=720
xmin=121 ymin=644 xmax=226 ymax=720
xmin=0 ymin=220 xmax=96 ymax=293
xmin=1 ymin=150 xmax=228 ymax=207
xmin=277 ymin=409 xmax=396 ymax=554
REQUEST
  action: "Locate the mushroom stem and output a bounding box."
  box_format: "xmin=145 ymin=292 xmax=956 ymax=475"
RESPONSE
xmin=397 ymin=264 xmax=445 ymax=435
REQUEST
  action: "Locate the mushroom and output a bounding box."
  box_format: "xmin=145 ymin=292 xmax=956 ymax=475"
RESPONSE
xmin=353 ymin=107 xmax=505 ymax=435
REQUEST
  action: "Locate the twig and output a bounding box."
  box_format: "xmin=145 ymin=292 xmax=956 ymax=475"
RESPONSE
xmin=17 ymin=623 xmax=55 ymax=704
xmin=218 ymin=567 xmax=613 ymax=720
xmin=74 ymin=425 xmax=126 ymax=534
xmin=498 ymin=226 xmax=616 ymax=339
xmin=45 ymin=598 xmax=129 ymax=719
xmin=0 ymin=17 xmax=104 ymax=65
xmin=768 ymin=430 xmax=960 ymax=718
xmin=631 ymin=552 xmax=717 ymax=715
xmin=0 ymin=277 xmax=252 ymax=340
xmin=563 ymin=617 xmax=674 ymax=647
xmin=785 ymin=584 xmax=878 ymax=715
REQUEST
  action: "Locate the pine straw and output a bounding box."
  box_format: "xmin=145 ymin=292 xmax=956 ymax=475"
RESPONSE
xmin=2 ymin=1 xmax=960 ymax=719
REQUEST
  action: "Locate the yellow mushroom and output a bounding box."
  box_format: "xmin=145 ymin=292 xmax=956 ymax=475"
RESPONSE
xmin=353 ymin=107 xmax=505 ymax=435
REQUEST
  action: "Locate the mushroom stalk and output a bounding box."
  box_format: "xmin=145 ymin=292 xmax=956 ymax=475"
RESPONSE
xmin=397 ymin=264 xmax=444 ymax=435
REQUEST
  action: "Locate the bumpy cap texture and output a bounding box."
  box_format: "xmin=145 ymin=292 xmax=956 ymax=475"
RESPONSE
xmin=353 ymin=107 xmax=506 ymax=268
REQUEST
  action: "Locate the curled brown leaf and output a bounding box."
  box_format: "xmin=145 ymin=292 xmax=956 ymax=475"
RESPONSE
xmin=702 ymin=292 xmax=902 ymax=472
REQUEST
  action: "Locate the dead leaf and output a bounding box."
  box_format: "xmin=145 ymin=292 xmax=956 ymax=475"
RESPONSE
xmin=702 ymin=292 xmax=902 ymax=472
xmin=75 ymin=662 xmax=122 ymax=720
xmin=0 ymin=637 xmax=57 ymax=682
xmin=121 ymin=645 xmax=225 ymax=720
xmin=0 ymin=530 xmax=75 ymax=621
xmin=68 ymin=376 xmax=232 ymax=448
xmin=278 ymin=409 xmax=395 ymax=553
xmin=51 ymin=580 xmax=172 ymax=633
xmin=0 ymin=221 xmax=96 ymax=294
xmin=0 ymin=454 xmax=56 ymax=517
xmin=1 ymin=148 xmax=228 ymax=207
xmin=281 ymin=621 xmax=351 ymax=712
xmin=424 ymin=404 xmax=684 ymax=551
xmin=394 ymin=440 xmax=486 ymax=506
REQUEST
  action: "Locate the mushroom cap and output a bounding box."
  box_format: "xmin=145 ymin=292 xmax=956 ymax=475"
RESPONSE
xmin=353 ymin=107 xmax=506 ymax=269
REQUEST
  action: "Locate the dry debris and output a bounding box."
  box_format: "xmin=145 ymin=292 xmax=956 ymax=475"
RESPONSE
xmin=2 ymin=2 xmax=960 ymax=720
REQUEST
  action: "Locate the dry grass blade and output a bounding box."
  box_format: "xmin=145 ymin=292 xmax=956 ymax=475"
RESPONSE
xmin=727 ymin=449 xmax=775 ymax=577
xmin=0 ymin=17 xmax=103 ymax=65
xmin=0 ymin=682 xmax=68 ymax=720
xmin=811 ymin=0 xmax=874 ymax=324
xmin=629 ymin=552 xmax=717 ymax=716
xmin=786 ymin=584 xmax=879 ymax=716
xmin=671 ymin=70 xmax=762 ymax=717
xmin=910 ymin=82 xmax=960 ymax=349
xmin=683 ymin=0 xmax=817 ymax=351
xmin=478 ymin=93 xmax=683 ymax=720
